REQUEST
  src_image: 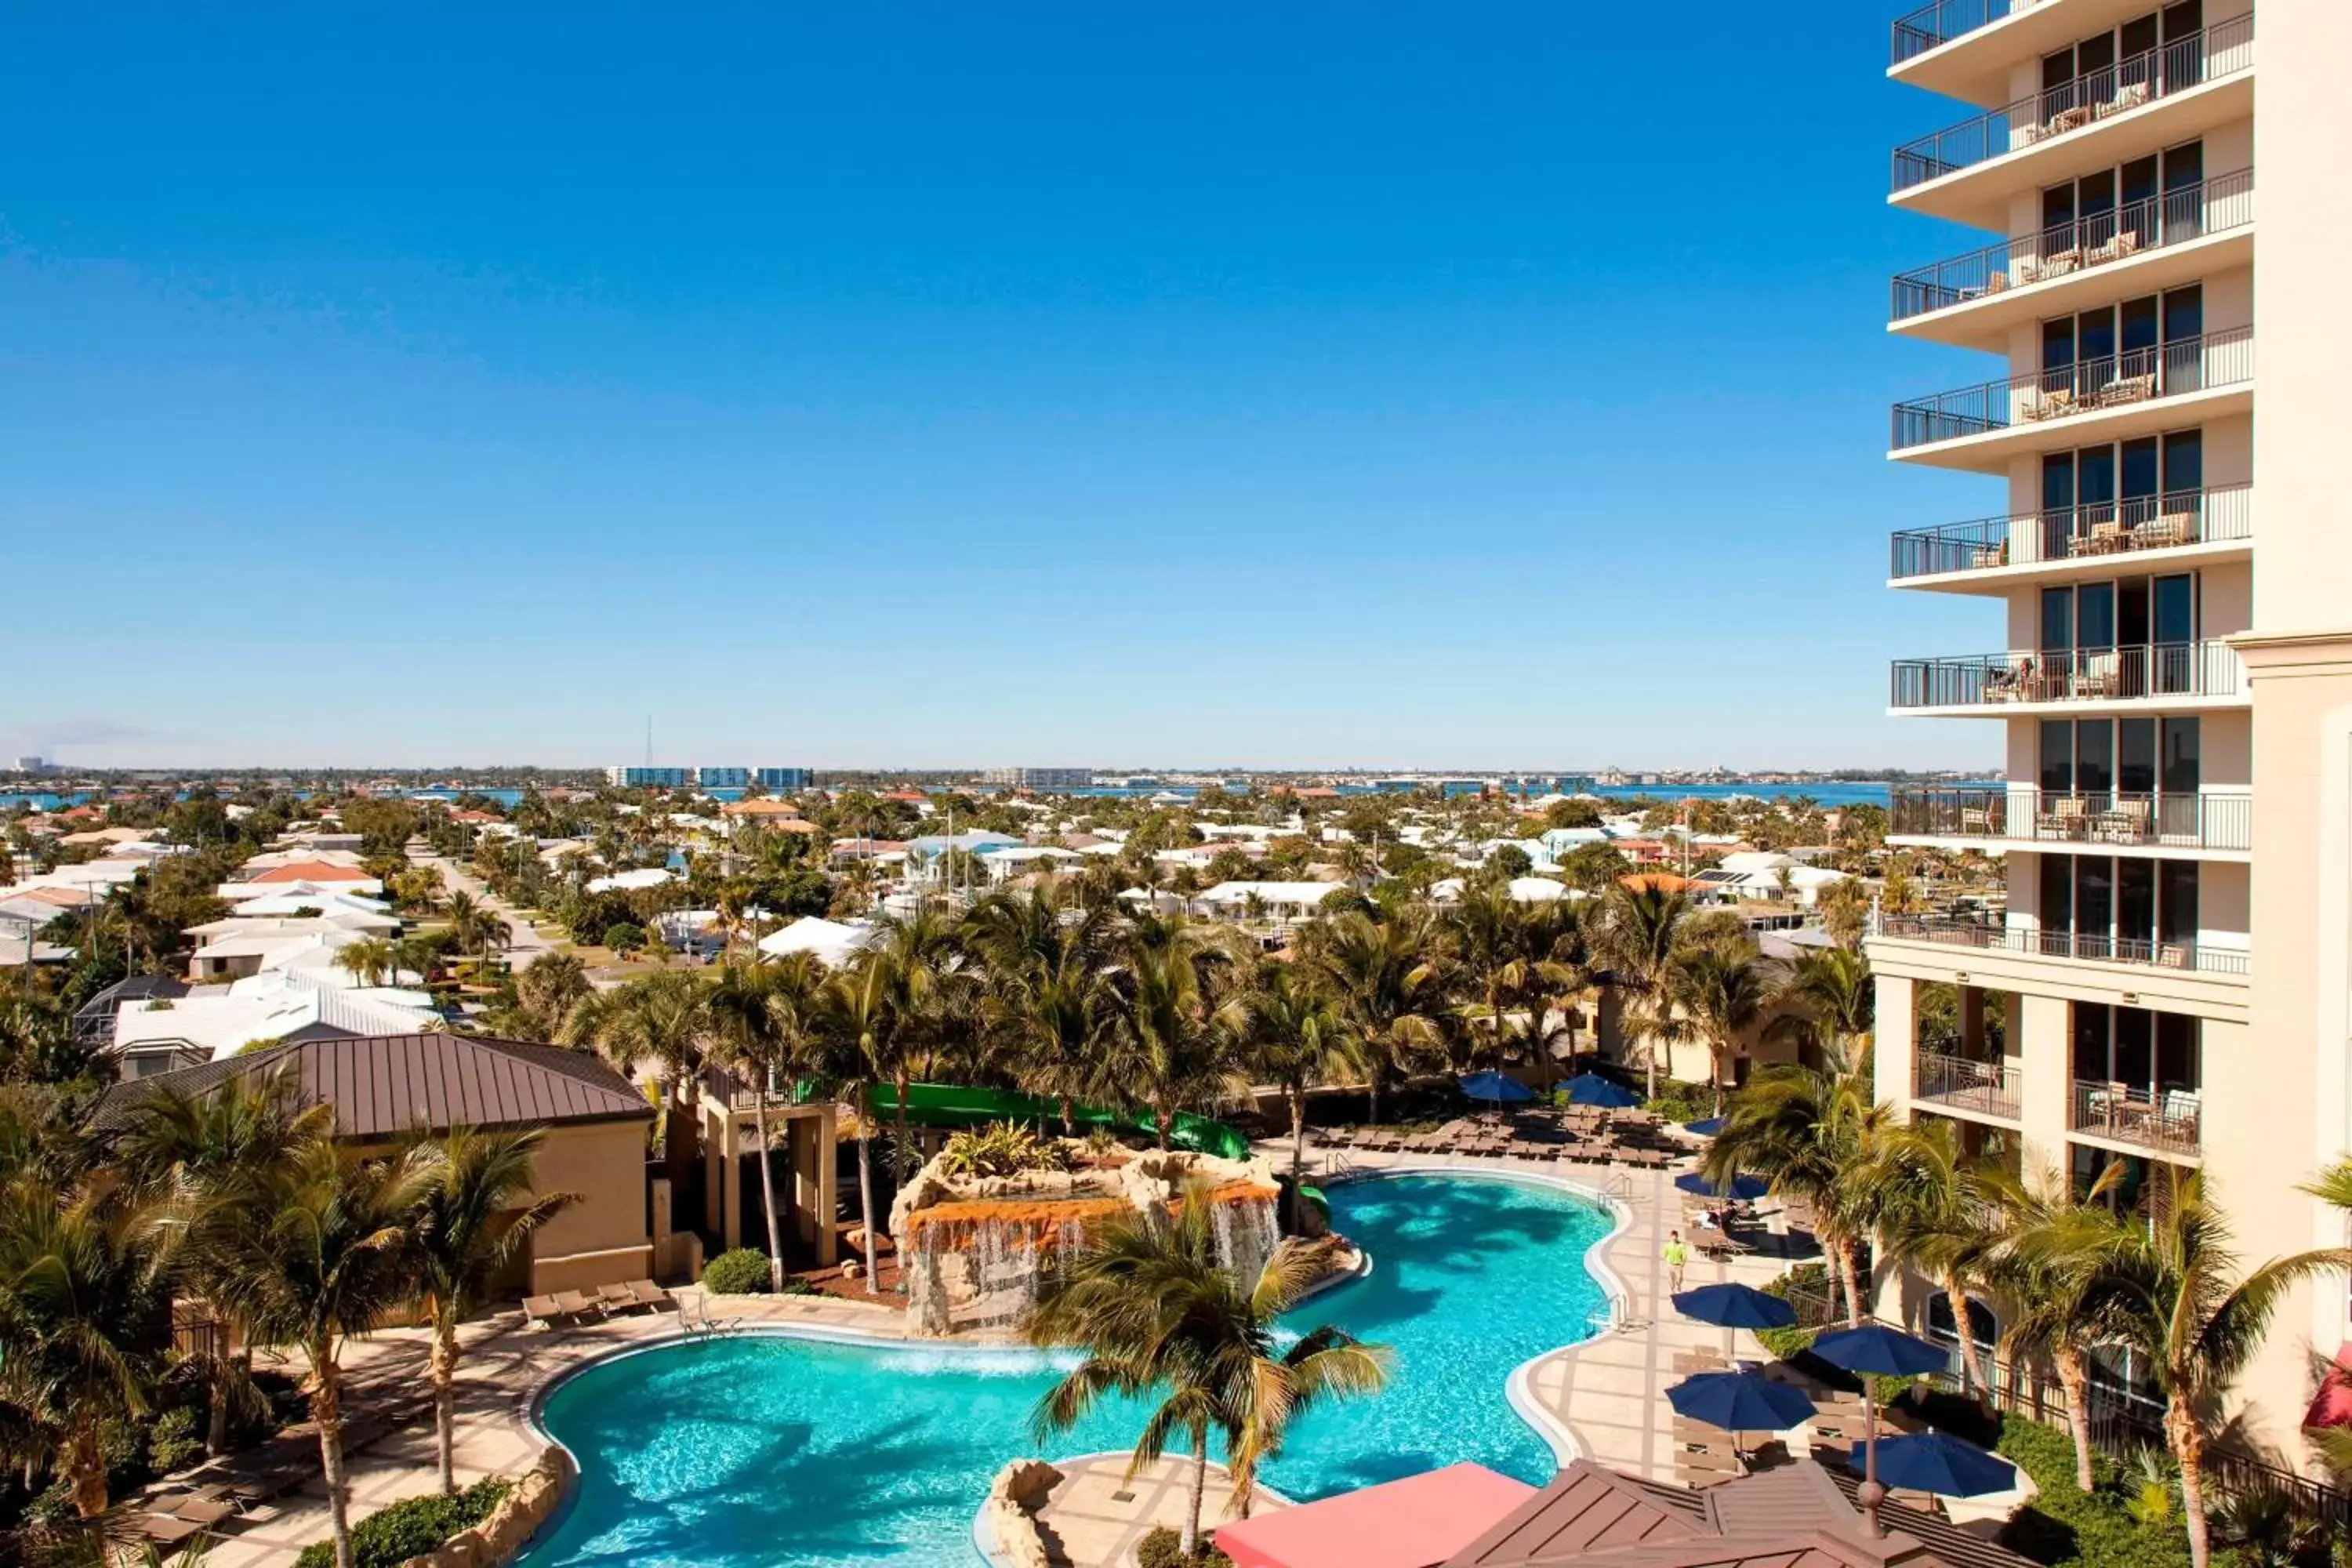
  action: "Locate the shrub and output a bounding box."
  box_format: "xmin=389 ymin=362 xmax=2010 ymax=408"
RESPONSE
xmin=938 ymin=1120 xmax=1070 ymax=1179
xmin=294 ymin=1478 xmax=509 ymax=1568
xmin=146 ymin=1406 xmax=204 ymax=1475
xmin=702 ymin=1247 xmax=775 ymax=1294
xmin=604 ymin=921 xmax=645 ymax=953
xmin=1989 ymin=1415 xmax=2188 ymax=1568
xmin=1138 ymin=1525 xmax=1236 ymax=1568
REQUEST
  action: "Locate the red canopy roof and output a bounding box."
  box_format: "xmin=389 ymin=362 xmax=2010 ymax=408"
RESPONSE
xmin=1216 ymin=1465 xmax=1535 ymax=1568
xmin=2303 ymin=1342 xmax=2352 ymax=1430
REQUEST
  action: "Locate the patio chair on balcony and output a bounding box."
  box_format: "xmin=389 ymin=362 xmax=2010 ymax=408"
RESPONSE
xmin=2045 ymin=103 xmax=2094 ymax=136
xmin=2071 ymin=651 xmax=2122 ymax=699
xmin=1959 ymin=804 xmax=1994 ymax=835
xmin=2085 ymin=229 xmax=2141 ymax=267
xmin=2156 ymin=942 xmax=2192 ymax=970
xmin=2013 ymin=248 xmax=2078 ymax=287
xmin=2159 ymin=1090 xmax=2201 ymax=1145
xmin=2094 ymin=798 xmax=2152 ymax=844
xmin=2037 ymin=796 xmax=2089 ymax=839
xmin=2095 ymin=80 xmax=2152 ymax=119
xmin=2134 ymin=511 xmax=2195 ymax=550
xmin=2022 ymin=386 xmax=2078 ymax=422
xmin=1969 ymin=539 xmax=2009 ymax=569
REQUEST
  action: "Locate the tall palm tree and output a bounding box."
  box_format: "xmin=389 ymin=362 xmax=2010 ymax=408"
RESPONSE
xmin=331 ymin=937 xmax=398 ymax=989
xmin=1238 ymin=964 xmax=1362 ymax=1226
xmin=111 ymin=1072 xmax=331 ymax=1456
xmin=2047 ymin=1167 xmax=2352 ymax=1568
xmin=1704 ymin=1058 xmax=1889 ymax=1324
xmin=442 ymin=891 xmax=508 ymax=963
xmin=1104 ymin=920 xmax=1245 ymax=1151
xmin=1857 ymin=1119 xmax=2000 ymax=1400
xmin=710 ymin=955 xmax=825 ymax=1290
xmin=811 ymin=959 xmax=907 ymax=1293
xmin=560 ymin=968 xmax=717 ymax=1127
xmin=1305 ymin=909 xmax=1444 ymax=1127
xmin=1595 ymin=882 xmax=1691 ymax=1100
xmin=1981 ymin=1160 xmax=2131 ymax=1493
xmin=964 ymin=891 xmax=1117 ymax=1134
xmin=1444 ymin=886 xmax=1518 ymax=1076
xmin=216 ymin=1138 xmax=434 ymax=1568
xmin=863 ymin=908 xmax=974 ymax=1175
xmin=0 ymin=1185 xmax=174 ymax=1517
xmin=405 ymin=1127 xmax=576 ymax=1495
xmin=1766 ymin=946 xmax=1875 ymax=1069
xmin=1025 ymin=1189 xmax=1387 ymax=1556
xmin=1666 ymin=942 xmax=1767 ymax=1116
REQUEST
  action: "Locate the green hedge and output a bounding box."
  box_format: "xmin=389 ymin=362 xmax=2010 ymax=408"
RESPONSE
xmin=701 ymin=1248 xmax=818 ymax=1295
xmin=1990 ymin=1416 xmax=2189 ymax=1568
xmin=295 ymin=1479 xmax=509 ymax=1568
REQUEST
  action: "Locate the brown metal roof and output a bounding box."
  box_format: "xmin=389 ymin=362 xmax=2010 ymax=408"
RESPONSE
xmin=95 ymin=1031 xmax=649 ymax=1140
xmin=1441 ymin=1462 xmax=2037 ymax=1568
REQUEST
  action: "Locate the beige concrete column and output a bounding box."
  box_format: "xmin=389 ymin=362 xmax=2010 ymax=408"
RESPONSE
xmin=816 ymin=1103 xmax=840 ymax=1267
xmin=2012 ymin=993 xmax=2072 ymax=1179
xmin=1873 ymin=974 xmax=1917 ymax=1115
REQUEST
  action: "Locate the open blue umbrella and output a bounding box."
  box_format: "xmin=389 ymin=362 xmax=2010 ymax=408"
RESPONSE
xmin=1563 ymin=1072 xmax=1641 ymax=1109
xmin=1848 ymin=1432 xmax=2019 ymax=1498
xmin=1682 ymin=1116 xmax=1728 ymax=1137
xmin=1665 ymin=1370 xmax=1817 ymax=1436
xmin=1809 ymin=1324 xmax=1951 ymax=1538
xmin=1457 ymin=1071 xmax=1534 ymax=1105
xmin=1675 ymin=1171 xmax=1768 ymax=1201
xmin=1671 ymin=1282 xmax=1798 ymax=1331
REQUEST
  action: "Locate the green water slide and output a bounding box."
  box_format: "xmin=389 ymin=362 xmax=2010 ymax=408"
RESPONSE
xmin=866 ymin=1082 xmax=1253 ymax=1161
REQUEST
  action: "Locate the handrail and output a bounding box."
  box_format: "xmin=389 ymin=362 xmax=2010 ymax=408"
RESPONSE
xmin=2071 ymin=1076 xmax=2201 ymax=1155
xmin=1914 ymin=1049 xmax=2022 ymax=1120
xmin=1890 ymin=641 xmax=2242 ymax=708
xmin=1890 ymin=485 xmax=2251 ymax=578
xmin=1893 ymin=15 xmax=2255 ymax=192
xmin=1890 ymin=785 xmax=2253 ymax=851
xmin=1878 ymin=915 xmax=2249 ymax=977
xmin=1892 ymin=327 xmax=2252 ymax=449
xmin=1890 ymin=0 xmax=2016 ymax=65
xmin=1891 ymin=169 xmax=2252 ymax=322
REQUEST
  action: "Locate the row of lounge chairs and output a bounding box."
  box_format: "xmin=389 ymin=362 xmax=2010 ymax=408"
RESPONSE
xmin=132 ymin=1398 xmax=422 ymax=1553
xmin=1320 ymin=1111 xmax=1684 ymax=1168
xmin=1668 ymin=1352 xmax=1936 ymax=1508
xmin=524 ymin=1277 xmax=675 ymax=1329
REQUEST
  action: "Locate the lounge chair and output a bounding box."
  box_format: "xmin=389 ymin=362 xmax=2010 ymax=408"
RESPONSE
xmin=597 ymin=1281 xmax=646 ymax=1313
xmin=128 ymin=1514 xmax=206 ymax=1551
xmin=154 ymin=1492 xmax=240 ymax=1528
xmin=628 ymin=1279 xmax=677 ymax=1310
xmin=523 ymin=1294 xmax=571 ymax=1330
xmin=553 ymin=1288 xmax=608 ymax=1321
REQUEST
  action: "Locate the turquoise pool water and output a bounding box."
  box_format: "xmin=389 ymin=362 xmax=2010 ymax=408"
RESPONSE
xmin=521 ymin=1172 xmax=1613 ymax=1567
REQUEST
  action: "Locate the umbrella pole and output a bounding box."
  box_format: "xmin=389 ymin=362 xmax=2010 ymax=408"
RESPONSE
xmin=1860 ymin=1382 xmax=1885 ymax=1537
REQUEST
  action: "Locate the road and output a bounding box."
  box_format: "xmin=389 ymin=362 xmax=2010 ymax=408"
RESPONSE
xmin=416 ymin=850 xmax=557 ymax=969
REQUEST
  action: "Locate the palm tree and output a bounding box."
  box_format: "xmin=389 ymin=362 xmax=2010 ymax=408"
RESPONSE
xmin=1981 ymin=1160 xmax=2132 ymax=1493
xmin=811 ymin=959 xmax=908 ymax=1293
xmin=0 ymin=1185 xmax=174 ymax=1517
xmin=406 ymin=1127 xmax=576 ymax=1495
xmin=1704 ymin=1058 xmax=1889 ymax=1324
xmin=1305 ymin=909 xmax=1444 ymax=1127
xmin=332 ymin=937 xmax=398 ymax=989
xmin=1595 ymin=882 xmax=1691 ymax=1100
xmin=507 ymin=949 xmax=590 ymax=1039
xmin=964 ymin=891 xmax=1117 ymax=1134
xmin=1104 ymin=920 xmax=1245 ymax=1151
xmin=1666 ymin=942 xmax=1767 ymax=1116
xmin=1239 ymin=964 xmax=1361 ymax=1227
xmin=864 ymin=909 xmax=974 ymax=1176
xmin=710 ymin=955 xmax=825 ymax=1290
xmin=1025 ymin=1189 xmax=1387 ymax=1555
xmin=111 ymin=1072 xmax=331 ymax=1456
xmin=1766 ymin=946 xmax=1875 ymax=1069
xmin=443 ymin=891 xmax=508 ymax=963
xmin=2048 ymin=1167 xmax=2352 ymax=1568
xmin=216 ymin=1138 xmax=434 ymax=1568
xmin=1857 ymin=1119 xmax=2000 ymax=1401
xmin=1444 ymin=886 xmax=1518 ymax=1076
xmin=560 ymin=968 xmax=717 ymax=1129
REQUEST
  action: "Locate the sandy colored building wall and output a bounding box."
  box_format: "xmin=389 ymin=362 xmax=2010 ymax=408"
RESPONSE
xmin=522 ymin=1118 xmax=655 ymax=1294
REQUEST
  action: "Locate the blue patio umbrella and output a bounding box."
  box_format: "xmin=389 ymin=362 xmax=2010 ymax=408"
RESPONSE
xmin=1457 ymin=1071 xmax=1535 ymax=1105
xmin=1675 ymin=1171 xmax=1769 ymax=1201
xmin=1682 ymin=1116 xmax=1728 ymax=1137
xmin=1848 ymin=1432 xmax=2020 ymax=1499
xmin=1563 ymin=1072 xmax=1642 ymax=1109
xmin=1665 ymin=1370 xmax=1817 ymax=1438
xmin=1809 ymin=1323 xmax=1951 ymax=1537
xmin=1671 ymin=1282 xmax=1798 ymax=1331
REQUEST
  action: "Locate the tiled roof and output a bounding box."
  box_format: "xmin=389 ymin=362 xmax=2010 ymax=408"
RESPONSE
xmin=94 ymin=1031 xmax=649 ymax=1140
xmin=251 ymin=861 xmax=376 ymax=884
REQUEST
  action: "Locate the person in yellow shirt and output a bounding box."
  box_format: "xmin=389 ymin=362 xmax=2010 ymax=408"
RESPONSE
xmin=1663 ymin=1230 xmax=1689 ymax=1293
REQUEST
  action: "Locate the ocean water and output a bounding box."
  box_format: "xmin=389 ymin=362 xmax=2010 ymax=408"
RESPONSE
xmin=521 ymin=1172 xmax=1612 ymax=1568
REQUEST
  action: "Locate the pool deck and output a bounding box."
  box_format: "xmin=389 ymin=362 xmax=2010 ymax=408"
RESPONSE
xmin=183 ymin=1143 xmax=1795 ymax=1568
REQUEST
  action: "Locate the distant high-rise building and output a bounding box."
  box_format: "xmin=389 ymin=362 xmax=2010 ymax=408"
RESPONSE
xmin=693 ymin=766 xmax=750 ymax=789
xmin=754 ymin=767 xmax=815 ymax=791
xmin=981 ymin=767 xmax=1092 ymax=789
xmin=10 ymin=757 xmax=48 ymax=774
xmin=605 ymin=766 xmax=691 ymax=788
xmin=1869 ymin=0 xmax=2346 ymax=1451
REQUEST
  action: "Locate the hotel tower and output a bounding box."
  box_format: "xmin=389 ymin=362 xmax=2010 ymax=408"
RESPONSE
xmin=1864 ymin=0 xmax=2350 ymax=1450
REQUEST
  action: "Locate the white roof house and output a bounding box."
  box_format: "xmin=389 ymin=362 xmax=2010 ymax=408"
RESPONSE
xmin=585 ymin=866 xmax=677 ymax=894
xmin=1191 ymin=881 xmax=1351 ymax=920
xmin=111 ymin=972 xmax=439 ymax=1080
xmin=757 ymin=916 xmax=880 ymax=969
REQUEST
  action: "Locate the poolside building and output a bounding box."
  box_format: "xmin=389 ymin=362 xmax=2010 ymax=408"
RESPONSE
xmin=1865 ymin=0 xmax=2351 ymax=1453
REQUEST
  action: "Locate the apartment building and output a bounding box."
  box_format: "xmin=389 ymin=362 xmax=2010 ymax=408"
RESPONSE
xmin=1865 ymin=0 xmax=2351 ymax=1454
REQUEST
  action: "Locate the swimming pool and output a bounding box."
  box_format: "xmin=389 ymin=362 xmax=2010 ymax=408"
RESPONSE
xmin=521 ymin=1171 xmax=1617 ymax=1567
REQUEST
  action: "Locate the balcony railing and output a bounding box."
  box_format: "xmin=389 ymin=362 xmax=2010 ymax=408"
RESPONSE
xmin=2071 ymin=1078 xmax=2201 ymax=1156
xmin=1891 ymin=0 xmax=2016 ymax=65
xmin=1893 ymin=15 xmax=2255 ymax=192
xmin=1892 ymin=327 xmax=2252 ymax=450
xmin=1890 ymin=485 xmax=2250 ymax=579
xmin=1915 ymin=1048 xmax=2022 ymax=1120
xmin=1891 ymin=641 xmax=2241 ymax=709
xmin=1891 ymin=786 xmax=2252 ymax=851
xmin=1891 ymin=169 xmax=2253 ymax=322
xmin=1878 ymin=915 xmax=2249 ymax=977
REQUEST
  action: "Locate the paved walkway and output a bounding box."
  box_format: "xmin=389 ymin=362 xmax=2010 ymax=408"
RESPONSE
xmin=1022 ymin=1453 xmax=1273 ymax=1568
xmin=414 ymin=852 xmax=557 ymax=970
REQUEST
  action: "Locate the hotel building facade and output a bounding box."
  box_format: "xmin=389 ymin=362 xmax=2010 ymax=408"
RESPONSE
xmin=1864 ymin=0 xmax=2350 ymax=1451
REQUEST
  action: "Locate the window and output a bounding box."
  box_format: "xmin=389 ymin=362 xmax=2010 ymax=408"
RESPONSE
xmin=2042 ymin=720 xmax=2077 ymax=794
xmin=2072 ymin=1003 xmax=2201 ymax=1094
xmin=2043 ymin=855 xmax=2201 ymax=956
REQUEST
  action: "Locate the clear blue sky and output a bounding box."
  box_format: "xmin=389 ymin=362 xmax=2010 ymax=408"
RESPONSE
xmin=2 ymin=3 xmax=2005 ymax=772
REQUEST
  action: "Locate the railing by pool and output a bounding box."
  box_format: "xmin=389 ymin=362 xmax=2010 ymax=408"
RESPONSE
xmin=1890 ymin=485 xmax=2250 ymax=579
xmin=1892 ymin=328 xmax=2251 ymax=450
xmin=1891 ymin=169 xmax=2252 ymax=323
xmin=1893 ymin=15 xmax=2254 ymax=192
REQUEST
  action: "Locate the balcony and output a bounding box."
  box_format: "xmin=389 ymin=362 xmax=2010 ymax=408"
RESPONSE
xmin=1891 ymin=328 xmax=2252 ymax=463
xmin=1915 ymin=1047 xmax=2022 ymax=1121
xmin=1878 ymin=914 xmax=2248 ymax=978
xmin=1890 ymin=0 xmax=2016 ymax=67
xmin=1889 ymin=485 xmax=2250 ymax=586
xmin=1890 ymin=641 xmax=2241 ymax=713
xmin=1890 ymin=169 xmax=2252 ymax=340
xmin=1889 ymin=786 xmax=2252 ymax=855
xmin=1893 ymin=16 xmax=2254 ymax=210
xmin=2071 ymin=1077 xmax=2201 ymax=1157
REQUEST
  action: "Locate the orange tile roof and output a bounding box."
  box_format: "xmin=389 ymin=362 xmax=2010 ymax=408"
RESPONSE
xmin=251 ymin=861 xmax=376 ymax=884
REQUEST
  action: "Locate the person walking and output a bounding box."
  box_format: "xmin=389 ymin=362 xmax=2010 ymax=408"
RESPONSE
xmin=1662 ymin=1229 xmax=1689 ymax=1293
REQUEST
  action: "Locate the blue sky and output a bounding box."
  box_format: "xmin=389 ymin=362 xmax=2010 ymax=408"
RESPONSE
xmin=2 ymin=4 xmax=2005 ymax=771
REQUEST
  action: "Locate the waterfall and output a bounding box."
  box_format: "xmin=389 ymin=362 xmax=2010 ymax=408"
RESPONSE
xmin=1210 ymin=1192 xmax=1281 ymax=1287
